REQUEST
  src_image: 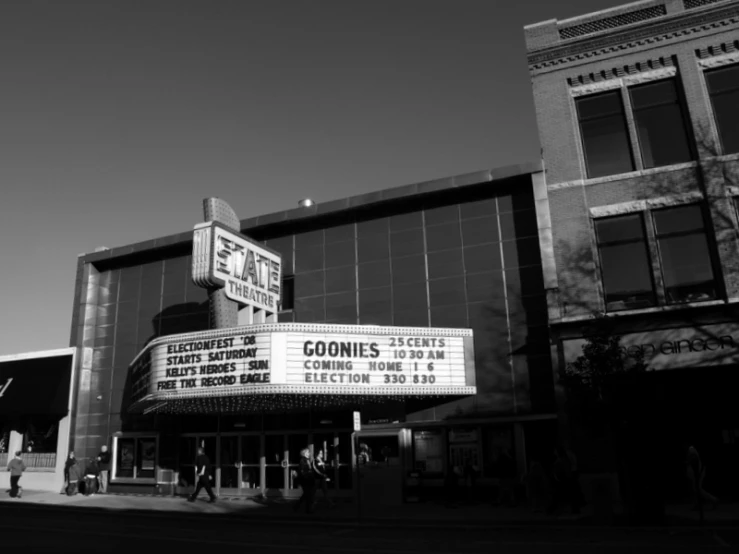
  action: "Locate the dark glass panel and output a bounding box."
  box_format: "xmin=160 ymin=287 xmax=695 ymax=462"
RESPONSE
xmin=460 ymin=198 xmax=496 ymax=219
xmin=391 ymin=255 xmax=426 ymax=285
xmin=499 ymin=210 xmax=538 ymax=241
xmin=501 ymin=238 xmax=542 ymax=268
xmin=505 ymin=266 xmax=545 ymax=298
xmin=325 ymin=266 xmax=356 ymax=294
xmin=427 ymin=248 xmax=464 ymax=279
xmin=390 ymin=211 xmax=423 ymax=232
xmin=358 ymin=260 xmax=391 ymax=289
xmin=424 ymin=205 xmax=459 ymax=227
xmin=392 ymin=282 xmax=428 ymax=312
xmin=463 ymin=244 xmax=502 ymax=274
xmin=295 ymin=230 xmax=323 ymax=249
xmin=358 ymin=287 xmax=392 ymax=313
xmin=325 ymin=240 xmax=356 ymax=268
xmin=428 ymin=276 xmax=467 ymax=307
xmin=295 ymin=244 xmax=324 ymax=273
xmin=425 ymin=223 xmax=462 ymax=252
xmin=357 ymin=235 xmax=389 ymax=263
xmin=324 ymin=224 xmax=356 ymax=244
xmin=357 ymin=218 xmax=389 ymax=238
xmin=707 ymin=65 xmax=739 ymax=154
xmin=653 ymin=204 xmax=705 ymax=235
xmin=294 ymin=271 xmax=324 ymax=298
xmin=466 ymin=271 xmax=505 ymax=303
xmin=430 ymin=305 xmax=468 ymax=328
xmin=599 ymin=242 xmax=655 ymax=309
xmin=265 ymin=236 xmax=294 ymax=275
xmin=393 ymin=309 xmax=429 ymax=327
xmin=576 ymin=91 xmax=634 ymax=178
xmin=390 ymin=228 xmax=425 ymax=258
xmin=295 ymin=297 xmax=325 ymax=322
xmin=630 ymin=79 xmax=693 ymax=169
xmin=325 ymin=292 xmax=357 ymax=322
xmin=461 ymin=216 xmax=499 ymax=246
xmin=594 ymin=214 xmax=645 ymax=244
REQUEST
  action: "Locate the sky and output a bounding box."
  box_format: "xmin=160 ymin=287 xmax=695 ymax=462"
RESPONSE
xmin=0 ymin=0 xmax=623 ymax=356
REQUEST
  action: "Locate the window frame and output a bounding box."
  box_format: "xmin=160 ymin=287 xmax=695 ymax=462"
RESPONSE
xmin=594 ymin=203 xmax=720 ymax=313
xmin=574 ymin=73 xmax=695 ymax=180
xmin=111 ymin=433 xmax=159 ymax=484
xmin=704 ymin=63 xmax=739 ymax=156
xmin=593 ymin=212 xmax=657 ymax=312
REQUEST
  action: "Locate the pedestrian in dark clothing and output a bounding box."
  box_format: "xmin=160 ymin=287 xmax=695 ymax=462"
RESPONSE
xmin=84 ymin=458 xmax=100 ymax=496
xmin=65 ymin=453 xmax=82 ymax=496
xmin=97 ymin=445 xmax=111 ymax=494
xmin=547 ymin=447 xmax=574 ymax=515
xmin=188 ymin=447 xmax=216 ymax=503
xmin=312 ymin=450 xmax=334 ymax=508
xmin=293 ymin=448 xmax=316 ymax=514
xmin=7 ymin=451 xmax=26 ymax=498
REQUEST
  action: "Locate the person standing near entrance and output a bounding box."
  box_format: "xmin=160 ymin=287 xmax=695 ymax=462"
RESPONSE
xmin=188 ymin=447 xmax=216 ymax=503
xmin=312 ymin=450 xmax=335 ymax=508
xmin=293 ymin=448 xmax=316 ymax=514
xmin=7 ymin=451 xmax=26 ymax=499
xmin=97 ymin=445 xmax=111 ymax=494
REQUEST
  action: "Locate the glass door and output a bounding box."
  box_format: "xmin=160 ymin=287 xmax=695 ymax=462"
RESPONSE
xmin=240 ymin=435 xmax=262 ymax=493
xmin=219 ymin=435 xmax=239 ymax=494
xmin=287 ymin=434 xmax=310 ymax=492
xmin=264 ymin=434 xmax=286 ymax=495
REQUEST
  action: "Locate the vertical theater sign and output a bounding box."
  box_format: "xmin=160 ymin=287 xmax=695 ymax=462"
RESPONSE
xmin=129 ymin=198 xmax=476 ymax=414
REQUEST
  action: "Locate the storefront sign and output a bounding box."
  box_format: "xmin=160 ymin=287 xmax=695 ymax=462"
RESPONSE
xmin=130 ymin=323 xmax=475 ymax=403
xmin=192 ymin=222 xmax=282 ymax=312
xmin=563 ymin=322 xmax=739 ymax=370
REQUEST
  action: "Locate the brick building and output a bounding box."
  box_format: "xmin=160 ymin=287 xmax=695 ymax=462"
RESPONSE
xmin=526 ymin=0 xmax=739 ymax=499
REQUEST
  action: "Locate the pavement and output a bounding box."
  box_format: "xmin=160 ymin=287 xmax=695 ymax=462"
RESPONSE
xmin=2 ymin=488 xmax=739 ymax=529
xmin=0 ymin=493 xmax=736 ymax=553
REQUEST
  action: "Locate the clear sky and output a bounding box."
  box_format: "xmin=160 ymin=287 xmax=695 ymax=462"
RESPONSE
xmin=0 ymin=0 xmax=622 ymax=356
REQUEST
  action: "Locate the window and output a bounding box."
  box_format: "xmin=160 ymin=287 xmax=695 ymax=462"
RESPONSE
xmin=594 ymin=214 xmax=656 ymax=311
xmin=594 ymin=205 xmax=718 ymax=311
xmin=279 ymin=276 xmax=294 ymax=311
xmin=653 ymin=205 xmax=717 ymax=303
xmin=576 ymin=90 xmax=635 ymax=178
xmin=630 ymin=78 xmax=693 ymax=169
xmin=113 ymin=435 xmax=158 ymax=482
xmin=576 ymin=77 xmax=695 ymax=178
xmin=706 ymin=64 xmax=739 ymax=155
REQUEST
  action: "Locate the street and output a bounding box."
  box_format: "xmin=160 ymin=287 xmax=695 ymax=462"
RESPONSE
xmin=0 ymin=503 xmax=734 ymax=553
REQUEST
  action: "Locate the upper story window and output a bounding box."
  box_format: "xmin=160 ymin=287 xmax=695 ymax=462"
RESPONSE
xmin=594 ymin=214 xmax=655 ymax=311
xmin=705 ymin=64 xmax=739 ymax=155
xmin=576 ymin=91 xmax=635 ymax=179
xmin=594 ymin=204 xmax=718 ymax=312
xmin=653 ymin=205 xmax=717 ymax=303
xmin=575 ymin=77 xmax=694 ymax=179
xmin=629 ymin=78 xmax=694 ymax=169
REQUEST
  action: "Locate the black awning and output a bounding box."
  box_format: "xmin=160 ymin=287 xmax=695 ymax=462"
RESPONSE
xmin=0 ymin=353 xmax=74 ymax=417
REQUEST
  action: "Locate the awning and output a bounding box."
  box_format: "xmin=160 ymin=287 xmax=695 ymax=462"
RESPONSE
xmin=0 ymin=353 xmax=74 ymax=417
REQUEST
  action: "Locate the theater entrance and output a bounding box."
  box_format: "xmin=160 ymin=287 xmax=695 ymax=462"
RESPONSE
xmin=356 ymin=431 xmax=404 ymax=506
xmin=178 ymin=430 xmax=354 ymax=497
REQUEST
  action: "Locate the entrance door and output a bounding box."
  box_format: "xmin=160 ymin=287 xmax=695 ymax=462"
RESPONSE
xmin=264 ymin=434 xmax=286 ymax=495
xmin=357 ymin=433 xmax=403 ymax=505
xmin=287 ymin=433 xmax=310 ymax=493
xmin=219 ymin=435 xmax=239 ymax=494
xmin=240 ymin=435 xmax=262 ymax=493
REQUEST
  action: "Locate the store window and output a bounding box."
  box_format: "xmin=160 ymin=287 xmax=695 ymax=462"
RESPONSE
xmin=113 ymin=435 xmax=158 ymax=481
xmin=653 ymin=205 xmax=717 ymax=303
xmin=705 ymin=64 xmax=739 ymax=155
xmin=576 ymin=90 xmax=635 ymax=178
xmin=629 ymin=78 xmax=693 ymax=169
xmin=594 ymin=214 xmax=656 ymax=311
xmin=412 ymin=430 xmax=444 ymax=475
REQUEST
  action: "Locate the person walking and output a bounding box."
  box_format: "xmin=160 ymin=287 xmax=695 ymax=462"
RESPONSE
xmin=293 ymin=448 xmax=317 ymax=514
xmin=686 ymin=444 xmax=718 ymax=511
xmin=7 ymin=451 xmax=26 ymax=499
xmin=188 ymin=447 xmax=216 ymax=503
xmin=97 ymin=445 xmax=111 ymax=494
xmin=312 ymin=450 xmax=335 ymax=508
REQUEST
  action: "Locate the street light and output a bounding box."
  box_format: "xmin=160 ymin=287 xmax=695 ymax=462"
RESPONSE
xmin=298 ymin=199 xmax=314 ymax=208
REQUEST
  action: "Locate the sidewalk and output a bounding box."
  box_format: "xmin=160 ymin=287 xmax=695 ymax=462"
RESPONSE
xmin=3 ymin=489 xmax=738 ymax=529
xmin=0 ymin=490 xmax=582 ymax=528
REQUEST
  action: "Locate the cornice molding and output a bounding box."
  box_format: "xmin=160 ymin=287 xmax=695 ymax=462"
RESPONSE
xmin=528 ymin=3 xmax=739 ymax=71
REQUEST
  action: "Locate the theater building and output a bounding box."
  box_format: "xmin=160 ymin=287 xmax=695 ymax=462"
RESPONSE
xmin=68 ymin=162 xmax=558 ymax=501
xmin=526 ymin=0 xmax=739 ymax=499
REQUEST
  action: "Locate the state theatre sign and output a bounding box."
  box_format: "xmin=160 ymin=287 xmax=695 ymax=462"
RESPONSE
xmin=128 ymin=323 xmax=476 ymax=414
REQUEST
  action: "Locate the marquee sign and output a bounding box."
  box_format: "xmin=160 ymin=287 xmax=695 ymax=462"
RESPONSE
xmin=192 ymin=221 xmax=282 ymax=312
xmin=129 ymin=323 xmax=475 ymax=408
